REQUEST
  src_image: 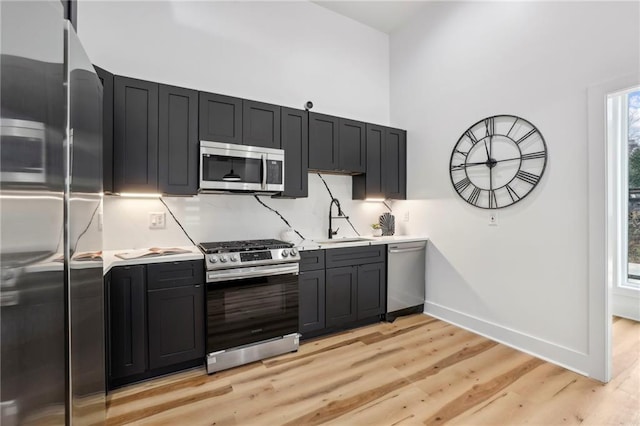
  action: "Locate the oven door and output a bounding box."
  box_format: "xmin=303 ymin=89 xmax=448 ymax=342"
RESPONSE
xmin=206 ymin=264 xmax=298 ymax=353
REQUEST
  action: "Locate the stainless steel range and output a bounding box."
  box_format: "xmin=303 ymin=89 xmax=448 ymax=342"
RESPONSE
xmin=198 ymin=239 xmax=301 ymax=374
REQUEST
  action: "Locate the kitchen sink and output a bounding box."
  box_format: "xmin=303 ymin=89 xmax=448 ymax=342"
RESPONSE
xmin=314 ymin=237 xmax=374 ymax=244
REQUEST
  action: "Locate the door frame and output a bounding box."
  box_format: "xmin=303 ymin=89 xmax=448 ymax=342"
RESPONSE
xmin=587 ymin=73 xmax=640 ymax=382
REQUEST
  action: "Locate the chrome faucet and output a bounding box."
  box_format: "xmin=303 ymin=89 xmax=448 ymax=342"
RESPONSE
xmin=328 ymin=198 xmax=349 ymax=239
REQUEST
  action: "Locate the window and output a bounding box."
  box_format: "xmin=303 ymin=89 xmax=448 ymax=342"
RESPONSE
xmin=625 ymin=89 xmax=640 ymax=287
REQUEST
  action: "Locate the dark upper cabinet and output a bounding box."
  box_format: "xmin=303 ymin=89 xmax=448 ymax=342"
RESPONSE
xmin=94 ymin=65 xmax=113 ymax=193
xmin=338 ymin=119 xmax=366 ymax=173
xmin=356 ymin=262 xmax=386 ymax=319
xmin=274 ymin=107 xmax=308 ymax=198
xmin=158 ymin=85 xmax=198 ymax=195
xmin=353 ymin=125 xmax=407 ymax=200
xmin=299 ymin=270 xmax=326 ymax=334
xmin=309 ymin=113 xmax=367 ymax=174
xmin=353 ymin=124 xmax=384 ymax=200
xmin=308 ymin=112 xmax=339 ymax=171
xmin=113 ymin=76 xmax=158 ymax=193
xmin=325 ymin=266 xmax=358 ymax=327
xmin=199 ymin=92 xmax=242 ymax=144
xmin=108 ymin=265 xmax=147 ymax=379
xmin=383 ymin=127 xmax=407 ymax=199
xmin=243 ymin=100 xmax=281 ymax=149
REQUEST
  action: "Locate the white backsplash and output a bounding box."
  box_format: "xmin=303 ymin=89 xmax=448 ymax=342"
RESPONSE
xmin=103 ymin=174 xmax=401 ymax=250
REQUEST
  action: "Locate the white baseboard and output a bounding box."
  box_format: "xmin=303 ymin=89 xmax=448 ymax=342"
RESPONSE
xmin=423 ymin=301 xmax=593 ymax=378
xmin=612 ymin=293 xmax=640 ymax=321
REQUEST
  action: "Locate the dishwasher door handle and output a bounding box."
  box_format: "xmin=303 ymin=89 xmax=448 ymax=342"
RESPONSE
xmin=388 ymin=246 xmax=425 ymax=254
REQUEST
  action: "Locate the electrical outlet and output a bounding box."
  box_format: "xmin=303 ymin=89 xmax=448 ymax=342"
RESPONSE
xmin=488 ymin=212 xmax=498 ymax=226
xmin=149 ymin=212 xmax=166 ymax=229
xmin=403 ymin=211 xmax=410 ymax=222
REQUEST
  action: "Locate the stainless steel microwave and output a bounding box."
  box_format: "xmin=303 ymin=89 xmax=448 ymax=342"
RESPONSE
xmin=199 ymin=140 xmax=284 ymax=193
xmin=0 ymin=118 xmax=46 ymax=185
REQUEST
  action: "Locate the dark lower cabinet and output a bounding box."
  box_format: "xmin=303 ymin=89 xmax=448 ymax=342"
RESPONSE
xmin=147 ymin=284 xmax=204 ymax=369
xmin=106 ymin=260 xmax=204 ymax=389
xmin=113 ymin=76 xmax=159 ymax=193
xmin=108 ymin=265 xmax=146 ymax=379
xmin=275 ymin=107 xmax=308 ymax=198
xmin=298 ymin=270 xmax=325 ymax=333
xmin=325 ymin=266 xmax=358 ymax=327
xmin=243 ymin=100 xmax=281 ymax=149
xmin=158 ymin=84 xmax=199 ymax=195
xmin=320 ymin=246 xmax=387 ymax=332
xmin=199 ymin=92 xmax=242 ymax=144
xmin=356 ymin=262 xmax=386 ymax=319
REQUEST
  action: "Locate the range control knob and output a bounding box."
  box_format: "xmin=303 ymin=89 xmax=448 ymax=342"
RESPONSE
xmin=230 ymin=254 xmax=239 ymax=262
xmin=290 ymin=248 xmax=298 ymax=256
xmin=219 ymin=255 xmax=228 ymax=263
xmin=209 ymin=256 xmax=218 ymax=264
xmin=281 ymin=249 xmax=289 ymax=257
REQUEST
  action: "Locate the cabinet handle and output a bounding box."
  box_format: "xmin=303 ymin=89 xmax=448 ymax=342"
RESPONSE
xmin=388 ymin=246 xmax=425 ymax=254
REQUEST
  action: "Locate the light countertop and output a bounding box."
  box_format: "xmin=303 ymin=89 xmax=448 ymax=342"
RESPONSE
xmin=102 ymin=236 xmax=428 ymax=274
xmin=103 ymin=246 xmax=204 ymax=274
xmin=297 ymin=235 xmax=428 ymax=251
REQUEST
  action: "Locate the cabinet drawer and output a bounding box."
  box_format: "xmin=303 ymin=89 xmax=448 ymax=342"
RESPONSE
xmin=325 ymin=245 xmax=385 ymax=268
xmin=300 ymin=250 xmax=325 ymax=272
xmin=147 ymin=260 xmax=204 ymax=290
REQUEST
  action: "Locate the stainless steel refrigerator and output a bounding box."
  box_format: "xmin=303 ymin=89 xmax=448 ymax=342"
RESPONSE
xmin=1 ymin=1 xmax=105 ymax=424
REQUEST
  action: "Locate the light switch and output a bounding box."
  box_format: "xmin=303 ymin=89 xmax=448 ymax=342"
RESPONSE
xmin=149 ymin=212 xmax=166 ymax=229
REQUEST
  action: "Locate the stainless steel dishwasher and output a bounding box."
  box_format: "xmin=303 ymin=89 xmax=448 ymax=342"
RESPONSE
xmin=386 ymin=241 xmax=426 ymax=321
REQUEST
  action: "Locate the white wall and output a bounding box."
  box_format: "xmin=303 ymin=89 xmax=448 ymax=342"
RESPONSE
xmin=390 ymin=1 xmax=639 ymax=379
xmin=78 ymin=1 xmax=389 ymax=124
xmin=102 ymin=174 xmax=395 ymax=250
xmin=77 ymin=1 xmax=393 ymax=250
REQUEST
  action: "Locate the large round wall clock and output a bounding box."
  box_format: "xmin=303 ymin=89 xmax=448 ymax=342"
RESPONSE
xmin=449 ymin=114 xmax=547 ymax=209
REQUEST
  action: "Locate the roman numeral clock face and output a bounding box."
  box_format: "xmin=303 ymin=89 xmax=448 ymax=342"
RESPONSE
xmin=449 ymin=115 xmax=547 ymax=209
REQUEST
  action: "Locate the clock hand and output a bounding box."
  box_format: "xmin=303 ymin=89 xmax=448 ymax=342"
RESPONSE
xmin=452 ymin=156 xmax=523 ymax=170
xmin=484 ymin=140 xmax=490 ymax=160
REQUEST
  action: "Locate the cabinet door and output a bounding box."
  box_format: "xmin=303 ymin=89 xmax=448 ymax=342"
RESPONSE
xmin=357 ymin=262 xmax=386 ymax=319
xmin=325 ymin=266 xmax=357 ymax=327
xmin=338 ymin=118 xmax=366 ymax=173
xmin=94 ymin=65 xmax=113 ymax=193
xmin=276 ymin=107 xmax=308 ymax=198
xmin=352 ymin=123 xmax=384 ymax=200
xmin=308 ymin=113 xmax=339 ymax=171
xmin=108 ymin=265 xmax=146 ymax=379
xmin=147 ymin=284 xmax=204 ymax=369
xmin=158 ymin=85 xmax=198 ymax=195
xmin=299 ymin=270 xmax=326 ymax=334
xmin=243 ymin=100 xmax=281 ymax=149
xmin=199 ymin=92 xmax=242 ymax=144
xmin=384 ymin=127 xmax=407 ymax=200
xmin=113 ymin=76 xmax=158 ymax=193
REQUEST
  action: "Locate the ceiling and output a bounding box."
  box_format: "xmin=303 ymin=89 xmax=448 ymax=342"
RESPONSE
xmin=311 ymin=1 xmax=429 ymax=34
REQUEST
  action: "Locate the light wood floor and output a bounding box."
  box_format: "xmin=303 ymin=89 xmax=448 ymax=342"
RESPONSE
xmin=106 ymin=315 xmax=640 ymax=425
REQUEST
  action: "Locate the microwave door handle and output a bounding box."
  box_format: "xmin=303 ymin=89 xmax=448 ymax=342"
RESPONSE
xmin=261 ymin=155 xmax=267 ymax=190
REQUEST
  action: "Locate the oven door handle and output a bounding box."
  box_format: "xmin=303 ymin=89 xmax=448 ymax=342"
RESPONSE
xmin=207 ymin=263 xmax=299 ymax=283
xmin=261 ymin=154 xmax=267 ymax=190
